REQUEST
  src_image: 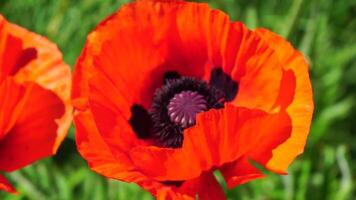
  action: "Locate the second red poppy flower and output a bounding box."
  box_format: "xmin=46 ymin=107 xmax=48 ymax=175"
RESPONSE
xmin=0 ymin=15 xmax=72 ymax=193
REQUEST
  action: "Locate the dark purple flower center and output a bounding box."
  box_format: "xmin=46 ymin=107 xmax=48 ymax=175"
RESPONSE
xmin=129 ymin=68 xmax=238 ymax=148
xmin=167 ymin=90 xmax=207 ymax=128
xmin=149 ymin=76 xmax=225 ymax=148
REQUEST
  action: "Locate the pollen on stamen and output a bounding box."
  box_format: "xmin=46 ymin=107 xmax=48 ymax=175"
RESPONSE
xmin=167 ymin=90 xmax=207 ymax=128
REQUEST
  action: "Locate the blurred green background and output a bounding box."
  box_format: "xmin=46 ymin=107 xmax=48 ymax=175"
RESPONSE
xmin=1 ymin=0 xmax=355 ymax=199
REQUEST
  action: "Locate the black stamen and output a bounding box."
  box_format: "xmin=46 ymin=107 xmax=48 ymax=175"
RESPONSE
xmin=149 ymin=77 xmax=224 ymax=148
xmin=129 ymin=104 xmax=152 ymax=139
xmin=161 ymin=180 xmax=184 ymax=187
xmin=209 ymin=68 xmax=238 ymax=101
xmin=163 ymin=71 xmax=181 ymax=84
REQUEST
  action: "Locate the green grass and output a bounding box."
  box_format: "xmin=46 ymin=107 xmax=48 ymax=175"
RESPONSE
xmin=1 ymin=0 xmax=356 ymax=199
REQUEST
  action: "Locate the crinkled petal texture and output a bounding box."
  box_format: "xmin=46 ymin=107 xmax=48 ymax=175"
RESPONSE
xmin=73 ymin=0 xmax=313 ymax=199
xmin=0 ymin=15 xmax=71 ymax=192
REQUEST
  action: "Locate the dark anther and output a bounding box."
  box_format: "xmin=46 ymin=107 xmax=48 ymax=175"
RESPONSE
xmin=163 ymin=71 xmax=181 ymax=84
xmin=209 ymin=68 xmax=238 ymax=101
xmin=129 ymin=104 xmax=152 ymax=139
xmin=161 ymin=180 xmax=184 ymax=187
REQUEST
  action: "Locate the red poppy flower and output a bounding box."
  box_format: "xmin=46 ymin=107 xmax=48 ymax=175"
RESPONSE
xmin=0 ymin=15 xmax=72 ymax=193
xmin=72 ymin=0 xmax=314 ymax=199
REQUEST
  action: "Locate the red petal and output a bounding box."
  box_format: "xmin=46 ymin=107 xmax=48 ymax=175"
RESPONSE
xmin=254 ymin=29 xmax=314 ymax=173
xmin=224 ymin=23 xmax=283 ymax=111
xmin=0 ymin=14 xmax=72 ymax=152
xmin=0 ymin=78 xmax=25 ymax=140
xmin=87 ymin=69 xmax=146 ymax=154
xmin=0 ymin=28 xmax=37 ymax=79
xmin=178 ymin=172 xmax=226 ymax=200
xmin=0 ymin=16 xmax=37 ymax=80
xmin=0 ymin=34 xmax=35 ymax=82
xmin=0 ymin=174 xmax=16 ymax=193
xmin=220 ymin=157 xmax=265 ymax=188
xmin=75 ymin=109 xmax=146 ymax=182
xmin=129 ymin=104 xmax=291 ymax=181
xmin=73 ymin=1 xmax=232 ymax=110
xmin=75 ymin=109 xmax=218 ymax=199
xmin=0 ymin=82 xmax=64 ymax=171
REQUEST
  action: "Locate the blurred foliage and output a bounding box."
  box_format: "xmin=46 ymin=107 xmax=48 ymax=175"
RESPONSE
xmin=1 ymin=0 xmax=356 ymax=199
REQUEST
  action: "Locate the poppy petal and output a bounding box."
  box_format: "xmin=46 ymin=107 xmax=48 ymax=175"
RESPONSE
xmin=177 ymin=172 xmax=225 ymax=200
xmin=75 ymin=109 xmax=213 ymax=199
xmin=129 ymin=104 xmax=291 ymax=181
xmin=0 ymin=82 xmax=65 ymax=172
xmin=77 ymin=97 xmax=229 ymax=199
xmin=71 ymin=13 xmax=119 ymax=111
xmin=222 ymin=22 xmax=283 ymax=111
xmin=72 ymin=2 xmax=173 ymax=110
xmin=0 ymin=78 xmax=25 ymax=140
xmin=73 ymin=0 xmax=233 ymax=110
xmin=254 ymin=29 xmax=314 ymax=173
xmin=0 ymin=174 xmax=16 ymax=193
xmin=0 ymin=29 xmax=36 ymax=82
xmin=75 ymin=109 xmax=145 ymax=182
xmin=0 ymin=15 xmax=72 ymax=152
xmin=220 ymin=157 xmax=265 ymax=188
xmin=87 ymin=69 xmax=146 ymax=152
